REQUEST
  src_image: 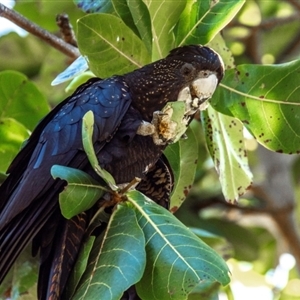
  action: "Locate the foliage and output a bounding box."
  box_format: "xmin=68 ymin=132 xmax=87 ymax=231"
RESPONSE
xmin=212 ymin=62 xmax=300 ymax=154
xmin=1 ymin=0 xmax=300 ymax=299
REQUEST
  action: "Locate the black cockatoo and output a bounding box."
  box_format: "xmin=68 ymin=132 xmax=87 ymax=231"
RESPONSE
xmin=0 ymin=45 xmax=224 ymax=299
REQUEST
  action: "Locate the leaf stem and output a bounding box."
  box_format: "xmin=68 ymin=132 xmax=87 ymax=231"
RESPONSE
xmin=0 ymin=3 xmax=80 ymax=58
xmin=119 ymin=177 xmax=141 ymax=194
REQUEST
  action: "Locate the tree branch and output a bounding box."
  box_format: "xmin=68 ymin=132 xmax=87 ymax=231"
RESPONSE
xmin=252 ymin=147 xmax=300 ymax=272
xmin=0 ymin=3 xmax=80 ymax=59
xmin=287 ymin=0 xmax=300 ymax=11
xmin=260 ymin=13 xmax=300 ymax=30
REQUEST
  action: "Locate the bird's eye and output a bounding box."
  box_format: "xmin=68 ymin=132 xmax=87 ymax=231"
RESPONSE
xmin=180 ymin=63 xmax=195 ymax=77
xmin=200 ymin=70 xmax=209 ymax=77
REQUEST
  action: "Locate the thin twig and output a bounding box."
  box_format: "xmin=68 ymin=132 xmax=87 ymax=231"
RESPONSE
xmin=0 ymin=3 xmax=80 ymax=59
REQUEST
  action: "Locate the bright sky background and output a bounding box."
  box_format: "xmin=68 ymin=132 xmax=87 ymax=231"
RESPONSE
xmin=0 ymin=0 xmax=27 ymax=36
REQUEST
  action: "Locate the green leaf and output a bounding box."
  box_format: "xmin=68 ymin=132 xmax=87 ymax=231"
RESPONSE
xmin=112 ymin=0 xmax=141 ymax=37
xmin=73 ymin=204 xmax=146 ymax=300
xmin=176 ymin=0 xmax=245 ymax=46
xmin=126 ymin=0 xmax=152 ymax=53
xmin=65 ymin=71 xmax=95 ymax=93
xmin=190 ymin=227 xmax=232 ymax=262
xmin=64 ymin=236 xmax=96 ymax=299
xmin=82 ymin=110 xmax=117 ymax=190
xmin=127 ymin=190 xmax=230 ymax=300
xmin=163 ymin=101 xmax=189 ymax=144
xmin=207 ymin=34 xmax=235 ymax=69
xmin=188 ymin=281 xmax=220 ymax=300
xmin=211 ymin=61 xmax=300 ymax=154
xmin=110 ymin=0 xmax=153 ymax=54
xmin=77 ymin=13 xmax=151 ymax=77
xmin=0 ymin=118 xmax=30 ymax=174
xmin=0 ymin=71 xmax=49 ymax=131
xmin=201 ymin=106 xmax=253 ymax=202
xmin=51 ymin=165 xmax=105 ymax=219
xmin=164 ymin=125 xmax=199 ymax=212
xmin=174 ymin=0 xmax=199 ymax=47
xmin=143 ymin=0 xmax=186 ymax=60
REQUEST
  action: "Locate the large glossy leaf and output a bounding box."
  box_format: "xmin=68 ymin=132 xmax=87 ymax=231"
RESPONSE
xmin=112 ymin=0 xmax=141 ymax=38
xmin=127 ymin=190 xmax=230 ymax=300
xmin=73 ymin=204 xmax=146 ymax=300
xmin=204 ymin=33 xmax=252 ymax=202
xmin=0 ymin=118 xmax=29 ymax=174
xmin=51 ymin=165 xmax=105 ymax=219
xmin=164 ymin=125 xmax=199 ymax=213
xmin=77 ymin=14 xmax=151 ymax=77
xmin=207 ymin=33 xmax=235 ymax=70
xmin=143 ymin=0 xmax=186 ymax=60
xmin=188 ymin=282 xmax=219 ymax=300
xmin=201 ymin=106 xmax=253 ymax=202
xmin=0 ymin=71 xmax=49 ymax=130
xmin=211 ymin=61 xmax=300 ymax=154
xmin=176 ymin=0 xmax=245 ymax=46
xmin=174 ymin=0 xmax=199 ymax=47
xmin=127 ymin=0 xmax=152 ymax=53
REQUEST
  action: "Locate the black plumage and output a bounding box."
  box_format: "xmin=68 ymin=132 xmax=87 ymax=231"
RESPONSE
xmin=0 ymin=45 xmax=224 ymax=299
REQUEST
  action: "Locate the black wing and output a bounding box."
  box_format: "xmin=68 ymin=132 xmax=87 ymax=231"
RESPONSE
xmin=0 ymin=76 xmax=132 ymax=284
